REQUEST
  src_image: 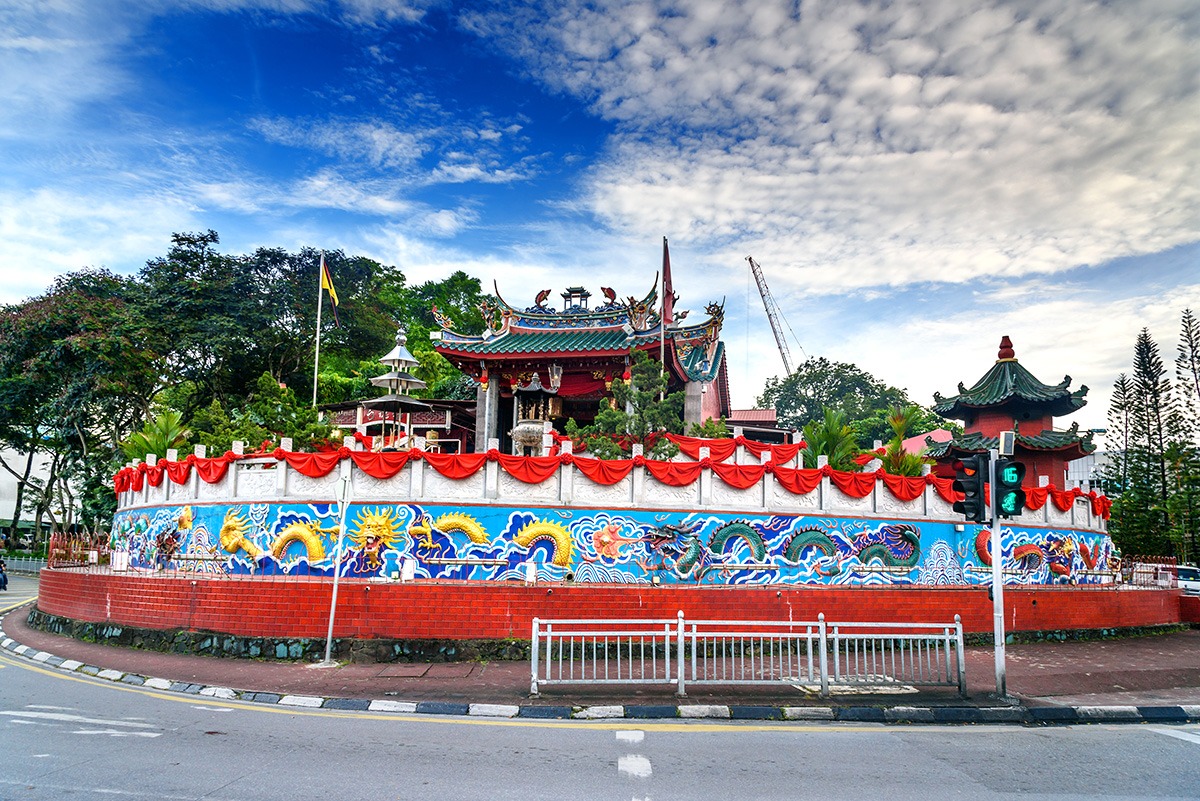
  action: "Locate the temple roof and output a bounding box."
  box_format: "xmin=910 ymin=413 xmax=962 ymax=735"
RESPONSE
xmin=433 ymin=279 xmax=726 ymax=372
xmin=932 ymin=336 xmax=1088 ymax=420
xmin=925 ymin=423 xmax=1097 ymax=459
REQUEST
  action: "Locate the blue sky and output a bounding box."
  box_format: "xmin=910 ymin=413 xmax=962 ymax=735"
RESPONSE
xmin=2 ymin=1 xmax=1198 ymax=440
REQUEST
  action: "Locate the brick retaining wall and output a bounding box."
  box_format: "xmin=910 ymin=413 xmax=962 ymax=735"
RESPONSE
xmin=36 ymin=569 xmax=1182 ymax=641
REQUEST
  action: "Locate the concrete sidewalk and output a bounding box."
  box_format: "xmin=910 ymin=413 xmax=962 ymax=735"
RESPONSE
xmin=3 ymin=597 xmax=1199 ymax=724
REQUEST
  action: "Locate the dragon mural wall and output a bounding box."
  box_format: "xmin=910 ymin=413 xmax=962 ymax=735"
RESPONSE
xmin=110 ymin=501 xmax=1115 ymax=587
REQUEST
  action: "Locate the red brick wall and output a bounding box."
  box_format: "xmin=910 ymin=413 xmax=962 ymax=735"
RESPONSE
xmin=36 ymin=570 xmax=1182 ymax=639
xmin=1181 ymin=594 xmax=1200 ymax=624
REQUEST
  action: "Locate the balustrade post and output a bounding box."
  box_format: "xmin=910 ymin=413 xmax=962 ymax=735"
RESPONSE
xmin=411 ymin=446 xmax=425 ymax=500
xmin=698 ymin=446 xmax=712 ymax=505
xmin=559 ymin=440 xmax=574 ymax=504
xmin=485 ymin=437 xmax=500 ymax=499
xmin=191 ymin=444 xmax=205 ymax=500
xmin=817 ymin=454 xmax=829 ymax=512
xmin=631 ymin=443 xmax=645 ymax=507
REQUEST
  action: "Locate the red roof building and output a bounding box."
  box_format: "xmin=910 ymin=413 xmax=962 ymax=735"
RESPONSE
xmin=928 ymin=336 xmax=1095 ymax=489
xmin=432 ymin=243 xmax=730 ymax=453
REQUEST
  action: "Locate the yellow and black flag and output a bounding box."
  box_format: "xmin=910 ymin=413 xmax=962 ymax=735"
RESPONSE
xmin=319 ymin=254 xmax=340 ymax=327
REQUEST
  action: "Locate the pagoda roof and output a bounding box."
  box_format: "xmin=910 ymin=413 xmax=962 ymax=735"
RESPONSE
xmin=434 ymin=279 xmax=726 ymax=368
xmin=925 ymin=423 xmax=1097 ymax=459
xmin=932 ymin=336 xmax=1087 ymax=420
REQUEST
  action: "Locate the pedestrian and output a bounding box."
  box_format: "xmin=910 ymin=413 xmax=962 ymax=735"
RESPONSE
xmin=0 ymin=556 xmax=7 ymax=591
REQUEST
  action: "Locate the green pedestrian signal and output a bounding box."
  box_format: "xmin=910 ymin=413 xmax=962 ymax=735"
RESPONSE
xmin=952 ymin=454 xmax=989 ymax=523
xmin=994 ymin=457 xmax=1027 ymax=518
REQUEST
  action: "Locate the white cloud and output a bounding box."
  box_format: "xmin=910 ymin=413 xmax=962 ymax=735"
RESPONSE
xmin=249 ymin=117 xmax=428 ymax=170
xmin=473 ymin=0 xmax=1200 ymax=295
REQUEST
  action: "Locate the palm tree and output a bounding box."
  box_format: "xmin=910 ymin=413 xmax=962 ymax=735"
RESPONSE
xmin=801 ymin=409 xmax=862 ymax=471
xmin=878 ymin=405 xmax=932 ymax=476
xmin=121 ymin=410 xmax=190 ymax=461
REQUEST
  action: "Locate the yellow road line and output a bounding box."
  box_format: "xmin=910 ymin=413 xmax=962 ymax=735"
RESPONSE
xmin=0 ymin=650 xmax=892 ymax=733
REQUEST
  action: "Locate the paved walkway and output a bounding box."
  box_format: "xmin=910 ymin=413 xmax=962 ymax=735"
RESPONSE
xmin=3 ymin=577 xmax=1199 ymax=723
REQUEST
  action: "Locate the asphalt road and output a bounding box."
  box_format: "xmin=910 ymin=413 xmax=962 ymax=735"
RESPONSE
xmin=3 ymin=636 xmax=1200 ymax=800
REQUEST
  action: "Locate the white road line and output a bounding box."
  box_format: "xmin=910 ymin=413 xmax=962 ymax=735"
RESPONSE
xmin=1149 ymin=726 xmax=1200 ymax=746
xmin=618 ymin=754 xmax=653 ymax=779
xmin=0 ymin=711 xmax=158 ymax=728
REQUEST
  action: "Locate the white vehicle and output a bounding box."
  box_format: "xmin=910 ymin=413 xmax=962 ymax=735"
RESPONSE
xmin=1177 ymin=565 xmax=1200 ymax=594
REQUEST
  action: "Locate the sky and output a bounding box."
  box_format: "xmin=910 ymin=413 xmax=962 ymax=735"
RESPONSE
xmin=2 ymin=0 xmax=1198 ymax=444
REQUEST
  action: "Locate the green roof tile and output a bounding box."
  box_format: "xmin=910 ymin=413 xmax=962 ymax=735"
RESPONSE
xmin=925 ymin=424 xmax=1096 ymax=458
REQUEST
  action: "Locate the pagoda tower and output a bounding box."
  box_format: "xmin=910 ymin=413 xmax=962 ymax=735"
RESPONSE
xmin=928 ymin=336 xmax=1095 ymax=489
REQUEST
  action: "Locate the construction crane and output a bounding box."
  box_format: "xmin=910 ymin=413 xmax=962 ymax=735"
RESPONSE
xmin=746 ymin=255 xmax=802 ymax=376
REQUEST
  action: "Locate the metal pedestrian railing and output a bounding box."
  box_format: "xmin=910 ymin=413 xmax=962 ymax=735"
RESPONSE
xmin=531 ymin=612 xmax=965 ymax=698
xmin=3 ymin=556 xmax=48 ymax=574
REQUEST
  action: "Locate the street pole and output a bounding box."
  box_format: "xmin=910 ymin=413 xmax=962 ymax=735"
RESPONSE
xmin=315 ymin=460 xmax=351 ymax=668
xmin=989 ymin=446 xmax=1007 ymax=698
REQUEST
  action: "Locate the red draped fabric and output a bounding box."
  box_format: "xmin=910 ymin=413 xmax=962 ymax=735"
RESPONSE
xmin=1024 ymin=486 xmax=1049 ymax=511
xmin=930 ymin=476 xmax=959 ymax=505
xmin=770 ymin=466 xmax=823 ymax=496
xmin=113 ymin=470 xmax=131 ymax=494
xmin=1090 ymin=493 xmax=1112 ymax=519
xmin=423 ymin=451 xmax=488 ymax=480
xmin=497 ymin=453 xmax=561 ymax=484
xmin=165 ymin=460 xmax=192 ymax=485
xmin=128 ymin=469 xmax=144 ymax=493
xmin=761 ymin=442 xmax=806 ymax=464
xmin=571 ymin=457 xmax=636 ymax=485
xmin=828 ymin=469 xmax=877 ymax=498
xmin=664 ymin=433 xmax=806 ymax=465
xmin=665 ymin=434 xmax=738 ymax=461
xmin=193 ymin=455 xmax=234 ymax=484
xmin=644 ymin=459 xmax=705 ymax=487
xmin=554 ymin=372 xmax=607 ymax=398
xmin=349 ymin=451 xmax=412 ymax=480
xmin=1050 ymin=487 xmax=1078 ymax=512
xmin=142 ymin=463 xmax=165 ymax=488
xmin=880 ymin=473 xmax=926 ymax=503
xmin=712 ymin=462 xmax=768 ymax=489
xmin=281 ymin=451 xmax=343 ymax=478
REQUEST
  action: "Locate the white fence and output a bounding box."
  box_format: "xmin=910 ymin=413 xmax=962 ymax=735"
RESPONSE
xmin=530 ymin=612 xmax=966 ymax=697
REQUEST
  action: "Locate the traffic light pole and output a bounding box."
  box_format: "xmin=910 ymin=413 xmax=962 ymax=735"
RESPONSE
xmin=989 ymin=447 xmax=1007 ymax=698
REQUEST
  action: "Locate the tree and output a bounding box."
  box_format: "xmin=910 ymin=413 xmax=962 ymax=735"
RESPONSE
xmin=0 ymin=269 xmax=159 ymax=537
xmin=121 ymin=411 xmax=190 ymax=462
xmin=1176 ymin=309 xmax=1200 ymax=446
xmin=800 ymin=409 xmax=863 ymax=472
xmin=190 ymin=373 xmax=336 ymax=454
xmin=877 ymin=405 xmax=932 ymax=476
xmin=567 ymin=349 xmax=684 ymax=459
xmin=758 ymin=356 xmax=931 ymax=448
xmin=1105 ymin=323 xmax=1200 ymax=559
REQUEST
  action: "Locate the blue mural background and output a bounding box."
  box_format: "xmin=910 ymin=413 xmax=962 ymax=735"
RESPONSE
xmin=110 ymin=502 xmax=1115 ymax=586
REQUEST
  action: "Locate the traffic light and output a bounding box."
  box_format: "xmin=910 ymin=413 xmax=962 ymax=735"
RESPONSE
xmin=952 ymin=453 xmax=989 ymax=523
xmin=993 ymin=457 xmax=1027 ymax=518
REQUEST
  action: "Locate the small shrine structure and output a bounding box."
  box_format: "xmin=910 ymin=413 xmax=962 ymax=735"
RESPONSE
xmin=431 ymin=243 xmax=730 ymax=453
xmin=928 ymin=336 xmax=1095 ymax=488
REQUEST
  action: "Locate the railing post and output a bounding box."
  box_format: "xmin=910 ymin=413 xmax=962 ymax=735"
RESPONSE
xmin=818 ymin=613 xmax=829 ymax=697
xmin=676 ymin=610 xmax=686 ymax=697
xmin=530 ymin=617 xmax=541 ymax=695
xmin=954 ymin=614 xmax=966 ymax=697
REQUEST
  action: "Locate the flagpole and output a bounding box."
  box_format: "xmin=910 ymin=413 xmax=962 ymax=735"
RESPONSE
xmin=659 ymin=237 xmax=667 ymax=401
xmin=312 ymin=252 xmax=325 ymax=407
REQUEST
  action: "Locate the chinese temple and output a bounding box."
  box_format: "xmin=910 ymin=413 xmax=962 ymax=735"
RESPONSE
xmin=431 ymin=241 xmax=730 ymax=453
xmin=928 ymin=336 xmax=1095 ymax=488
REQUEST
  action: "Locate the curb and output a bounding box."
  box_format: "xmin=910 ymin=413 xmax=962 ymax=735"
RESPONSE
xmin=3 ymin=622 xmax=1199 ymax=726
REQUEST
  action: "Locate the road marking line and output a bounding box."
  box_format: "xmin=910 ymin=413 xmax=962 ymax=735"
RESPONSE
xmin=0 ymin=710 xmax=157 ymax=728
xmin=1149 ymin=726 xmax=1200 ymax=746
xmin=0 ymin=649 xmax=908 ymax=734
